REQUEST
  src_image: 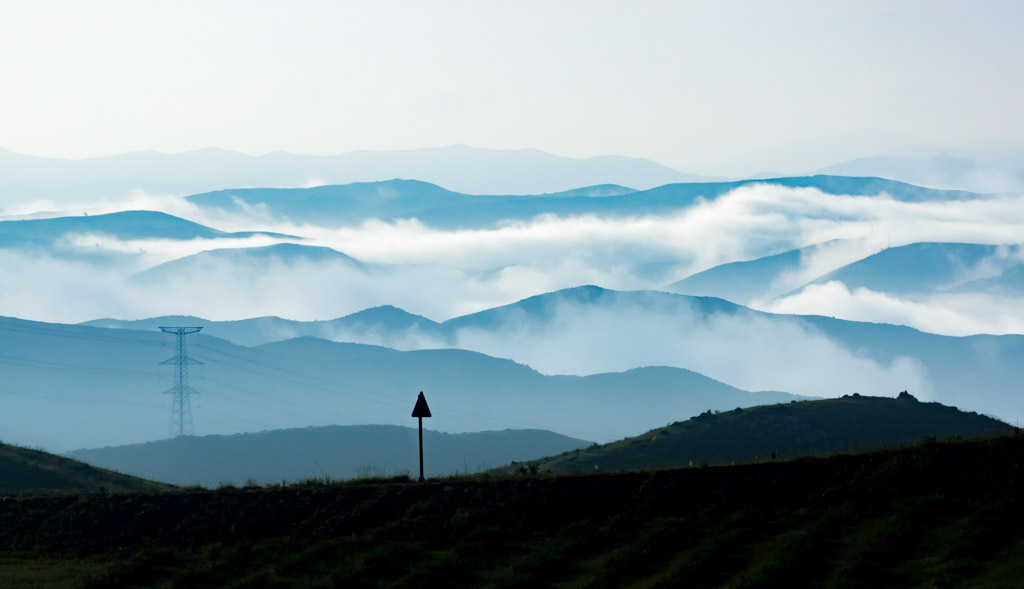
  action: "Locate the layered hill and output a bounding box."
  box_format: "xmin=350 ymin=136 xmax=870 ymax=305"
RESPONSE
xmin=0 ymin=441 xmax=170 ymax=495
xmin=3 ymin=435 xmax=1023 ymax=587
xmin=816 ymin=152 xmax=1024 ymax=193
xmin=801 ymin=242 xmax=1023 ymax=296
xmin=0 ymin=145 xmax=700 ymax=203
xmin=665 ymin=240 xmax=1024 ymax=304
xmin=85 ymin=285 xmax=1024 ymax=427
xmin=185 ymin=175 xmax=986 ymax=228
xmin=0 ymin=210 xmax=289 ymax=250
xmin=67 ymin=425 xmax=591 ymax=486
xmin=131 ymin=243 xmax=367 ymax=285
xmin=519 ymin=394 xmax=1012 ymax=474
xmin=0 ymin=315 xmax=801 ymax=452
xmin=663 ymin=239 xmax=870 ymax=304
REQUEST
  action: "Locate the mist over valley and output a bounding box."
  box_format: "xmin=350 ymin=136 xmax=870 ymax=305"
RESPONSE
xmin=3 ymin=166 xmax=1024 ymax=459
xmin=5 ymin=3 xmax=1024 ymax=584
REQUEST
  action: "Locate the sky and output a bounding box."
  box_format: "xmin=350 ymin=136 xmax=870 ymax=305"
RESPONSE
xmin=2 ymin=0 xmax=1023 ymax=176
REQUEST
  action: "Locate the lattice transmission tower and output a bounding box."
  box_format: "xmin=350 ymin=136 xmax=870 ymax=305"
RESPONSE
xmin=159 ymin=326 xmax=203 ymax=437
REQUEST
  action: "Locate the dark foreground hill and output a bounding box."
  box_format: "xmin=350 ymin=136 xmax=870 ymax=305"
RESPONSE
xmin=67 ymin=425 xmax=591 ymax=486
xmin=0 ymin=441 xmax=170 ymax=495
xmin=519 ymin=393 xmax=1012 ymax=474
xmin=0 ymin=435 xmax=1022 ymax=588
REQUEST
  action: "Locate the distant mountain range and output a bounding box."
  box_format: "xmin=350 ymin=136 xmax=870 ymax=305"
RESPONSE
xmin=0 ymin=145 xmax=707 ymax=206
xmin=1 ymin=176 xmax=985 ymax=248
xmin=186 ymin=175 xmax=984 ymax=228
xmin=0 ymin=176 xmax=993 ymax=300
xmin=89 ymin=287 xmax=758 ymax=348
xmin=67 ymin=425 xmax=591 ymax=486
xmin=0 ymin=210 xmax=294 ymax=264
xmin=3 ymin=145 xmax=1019 ymax=211
xmin=666 ymin=241 xmax=1024 ymax=303
xmin=816 ymin=152 xmax=1024 ymax=193
xmin=0 ymin=209 xmax=289 ymax=244
xmin=0 ymin=314 xmax=803 ymax=452
xmin=803 ymin=242 xmax=1024 ymax=296
xmin=510 ymin=393 xmax=1013 ymax=474
xmin=663 ymin=240 xmax=867 ymax=304
xmin=131 ymin=243 xmax=367 ymax=285
xmin=86 ymin=285 xmax=1024 ymax=428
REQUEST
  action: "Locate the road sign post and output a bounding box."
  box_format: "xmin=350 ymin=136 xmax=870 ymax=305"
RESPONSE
xmin=412 ymin=391 xmax=432 ymax=481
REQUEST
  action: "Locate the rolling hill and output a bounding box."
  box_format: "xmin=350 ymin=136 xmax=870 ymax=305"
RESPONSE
xmin=517 ymin=393 xmax=1012 ymax=474
xmin=67 ymin=425 xmax=591 ymax=486
xmin=0 ymin=144 xmax=701 ymax=204
xmin=668 ymin=240 xmax=1024 ymax=304
xmin=0 ymin=315 xmax=802 ymax=452
xmin=794 ymin=241 xmax=1003 ymax=295
xmin=131 ymin=243 xmax=367 ymax=285
xmin=0 ymin=210 xmax=291 ymax=251
xmin=0 ymin=441 xmax=170 ymax=495
xmin=84 ymin=305 xmax=436 ymax=348
xmin=799 ymin=242 xmax=1017 ymax=296
xmin=663 ymin=239 xmax=869 ymax=304
xmin=3 ymin=434 xmax=1023 ymax=587
xmin=185 ymin=175 xmax=987 ymax=229
xmin=816 ymin=152 xmax=1024 ymax=193
xmin=954 ymin=262 xmax=1024 ymax=295
xmin=84 ymin=284 xmax=1024 ymax=428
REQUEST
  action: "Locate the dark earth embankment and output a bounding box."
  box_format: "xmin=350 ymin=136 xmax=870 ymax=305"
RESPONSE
xmin=1 ymin=433 xmax=1023 ymax=588
xmin=0 ymin=442 xmax=172 ymax=496
xmin=517 ymin=393 xmax=1012 ymax=475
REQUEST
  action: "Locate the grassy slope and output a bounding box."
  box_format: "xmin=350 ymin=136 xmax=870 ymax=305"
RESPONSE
xmin=67 ymin=425 xmax=592 ymax=486
xmin=0 ymin=442 xmax=172 ymax=495
xmin=525 ymin=394 xmax=1012 ymax=475
xmin=0 ymin=434 xmax=1022 ymax=588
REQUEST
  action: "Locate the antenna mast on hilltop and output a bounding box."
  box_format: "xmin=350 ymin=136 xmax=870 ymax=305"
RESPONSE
xmin=159 ymin=326 xmax=203 ymax=437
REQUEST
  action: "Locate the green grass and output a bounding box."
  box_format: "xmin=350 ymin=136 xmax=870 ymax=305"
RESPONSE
xmin=1 ymin=434 xmax=1023 ymax=588
xmin=524 ymin=394 xmax=1013 ymax=475
xmin=0 ymin=553 xmax=115 ymax=589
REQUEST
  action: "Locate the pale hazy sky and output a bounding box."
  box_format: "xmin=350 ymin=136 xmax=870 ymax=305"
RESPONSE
xmin=2 ymin=0 xmax=1022 ymax=175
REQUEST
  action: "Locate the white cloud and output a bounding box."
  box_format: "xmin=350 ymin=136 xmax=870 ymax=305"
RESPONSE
xmin=443 ymin=297 xmax=933 ymax=399
xmin=765 ymin=281 xmax=1024 ymax=337
xmin=4 ymin=183 xmax=1024 ymax=337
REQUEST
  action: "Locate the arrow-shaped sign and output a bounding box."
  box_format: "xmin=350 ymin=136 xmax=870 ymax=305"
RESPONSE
xmin=412 ymin=391 xmax=431 ymax=480
xmin=412 ymin=391 xmax=432 ymax=418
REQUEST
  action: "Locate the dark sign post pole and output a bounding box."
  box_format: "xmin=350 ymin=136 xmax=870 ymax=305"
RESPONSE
xmin=411 ymin=391 xmax=432 ymax=482
xmin=418 ymin=415 xmax=424 ymax=481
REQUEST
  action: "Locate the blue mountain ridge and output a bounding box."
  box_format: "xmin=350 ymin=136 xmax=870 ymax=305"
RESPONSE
xmin=663 ymin=241 xmax=841 ymax=303
xmin=82 ymin=284 xmax=1024 ymax=428
xmin=802 ymin=242 xmax=1016 ymax=295
xmin=816 ymin=153 xmax=1024 ymax=193
xmin=666 ymin=240 xmax=1024 ymax=304
xmin=1 ymin=314 xmax=801 ymax=450
xmin=0 ymin=145 xmax=701 ymax=202
xmin=185 ymin=176 xmax=985 ymax=229
xmin=131 ymin=243 xmax=367 ymax=285
xmin=953 ymin=263 xmax=1024 ymax=295
xmin=0 ymin=210 xmax=294 ymax=249
xmin=66 ymin=424 xmax=594 ymax=485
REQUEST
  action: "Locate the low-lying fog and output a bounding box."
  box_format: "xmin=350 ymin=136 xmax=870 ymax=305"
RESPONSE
xmin=4 ymin=183 xmax=1023 ymax=338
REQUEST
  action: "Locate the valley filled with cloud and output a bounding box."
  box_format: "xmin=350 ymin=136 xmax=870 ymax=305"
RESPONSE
xmin=5 ymin=177 xmax=1023 ymax=336
xmin=4 ymin=161 xmax=1024 ymax=450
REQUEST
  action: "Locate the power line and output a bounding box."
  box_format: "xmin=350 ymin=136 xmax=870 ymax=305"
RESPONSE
xmin=159 ymin=326 xmax=203 ymax=437
xmin=2 ymin=321 xmax=608 ymax=441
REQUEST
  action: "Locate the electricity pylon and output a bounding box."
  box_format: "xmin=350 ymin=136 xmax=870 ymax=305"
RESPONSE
xmin=159 ymin=326 xmax=203 ymax=437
